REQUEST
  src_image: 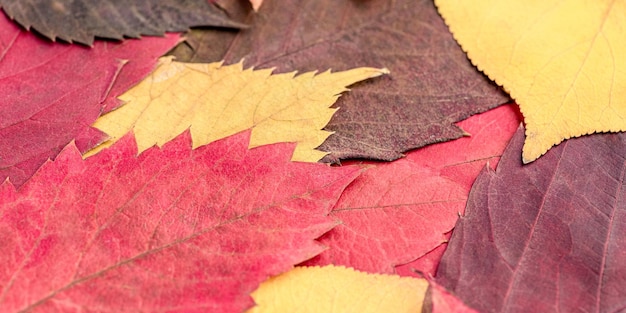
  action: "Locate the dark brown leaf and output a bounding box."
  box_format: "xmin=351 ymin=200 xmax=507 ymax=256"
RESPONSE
xmin=0 ymin=0 xmax=246 ymax=45
xmin=168 ymin=0 xmax=510 ymax=162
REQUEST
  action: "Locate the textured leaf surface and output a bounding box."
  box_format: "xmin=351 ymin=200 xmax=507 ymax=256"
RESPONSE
xmin=0 ymin=13 xmax=179 ymax=188
xmin=86 ymin=56 xmax=387 ymax=162
xmin=0 ymin=0 xmax=244 ymax=45
xmin=0 ymin=130 xmax=360 ymax=312
xmin=435 ymin=0 xmax=626 ymax=163
xmin=303 ymin=104 xmax=521 ymax=275
xmin=436 ymin=128 xmax=626 ymax=312
xmin=423 ymin=280 xmax=479 ymax=313
xmin=248 ymin=266 xmax=428 ymax=313
xmin=168 ymin=0 xmax=509 ymax=162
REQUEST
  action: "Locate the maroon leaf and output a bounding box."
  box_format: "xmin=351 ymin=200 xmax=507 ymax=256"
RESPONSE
xmin=168 ymin=0 xmax=509 ymax=162
xmin=436 ymin=128 xmax=626 ymax=312
xmin=0 ymin=1 xmax=245 ymax=45
xmin=0 ymin=130 xmax=360 ymax=312
xmin=0 ymin=13 xmax=179 ymax=188
xmin=423 ymin=280 xmax=479 ymax=313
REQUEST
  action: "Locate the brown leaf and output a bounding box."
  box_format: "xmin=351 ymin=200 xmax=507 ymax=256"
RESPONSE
xmin=168 ymin=0 xmax=509 ymax=162
xmin=0 ymin=0 xmax=246 ymax=45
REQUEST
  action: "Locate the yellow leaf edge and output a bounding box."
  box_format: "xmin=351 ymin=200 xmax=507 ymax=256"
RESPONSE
xmin=433 ymin=0 xmax=626 ymax=164
xmin=83 ymin=57 xmax=389 ymax=162
xmin=247 ymin=265 xmax=429 ymax=313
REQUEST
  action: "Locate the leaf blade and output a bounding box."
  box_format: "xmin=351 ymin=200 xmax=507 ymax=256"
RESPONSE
xmin=436 ymin=127 xmax=626 ymax=312
xmin=435 ymin=0 xmax=626 ymax=162
xmin=168 ymin=0 xmax=510 ymax=162
xmin=85 ymin=57 xmax=387 ymax=162
xmin=0 ymin=130 xmax=360 ymax=312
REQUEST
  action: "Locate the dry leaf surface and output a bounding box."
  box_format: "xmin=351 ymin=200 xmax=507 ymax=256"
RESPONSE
xmin=86 ymin=56 xmax=387 ymax=162
xmin=0 ymin=13 xmax=179 ymax=188
xmin=169 ymin=0 xmax=509 ymax=162
xmin=437 ymin=127 xmax=626 ymax=312
xmin=435 ymin=0 xmax=626 ymax=162
xmin=303 ymin=104 xmax=521 ymax=275
xmin=248 ymin=266 xmax=428 ymax=313
xmin=0 ymin=131 xmax=360 ymax=312
xmin=0 ymin=0 xmax=245 ymax=45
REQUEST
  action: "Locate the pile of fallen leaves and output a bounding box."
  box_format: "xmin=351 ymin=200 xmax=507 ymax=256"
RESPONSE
xmin=1 ymin=0 xmax=624 ymax=312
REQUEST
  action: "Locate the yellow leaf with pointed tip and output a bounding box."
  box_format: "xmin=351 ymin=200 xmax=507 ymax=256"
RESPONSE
xmin=435 ymin=0 xmax=626 ymax=163
xmin=84 ymin=56 xmax=387 ymax=161
xmin=247 ymin=266 xmax=428 ymax=313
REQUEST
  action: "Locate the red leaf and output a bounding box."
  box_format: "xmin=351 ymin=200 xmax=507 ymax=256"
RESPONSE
xmin=436 ymin=128 xmax=626 ymax=312
xmin=0 ymin=13 xmax=180 ymax=188
xmin=168 ymin=0 xmax=510 ymax=162
xmin=0 ymin=131 xmax=360 ymax=312
xmin=303 ymin=104 xmax=521 ymax=276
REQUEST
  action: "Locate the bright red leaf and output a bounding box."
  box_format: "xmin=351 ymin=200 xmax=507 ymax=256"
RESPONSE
xmin=436 ymin=128 xmax=626 ymax=312
xmin=0 ymin=130 xmax=360 ymax=312
xmin=0 ymin=13 xmax=180 ymax=188
xmin=303 ymin=104 xmax=521 ymax=276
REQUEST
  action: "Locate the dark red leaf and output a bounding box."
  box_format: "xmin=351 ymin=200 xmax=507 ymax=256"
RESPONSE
xmin=436 ymin=128 xmax=626 ymax=312
xmin=423 ymin=280 xmax=479 ymax=313
xmin=0 ymin=13 xmax=179 ymax=188
xmin=168 ymin=0 xmax=509 ymax=163
xmin=0 ymin=130 xmax=360 ymax=312
xmin=0 ymin=1 xmax=245 ymax=45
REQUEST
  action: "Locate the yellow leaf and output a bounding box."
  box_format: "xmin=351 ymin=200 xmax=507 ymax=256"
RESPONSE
xmin=435 ymin=0 xmax=626 ymax=162
xmin=84 ymin=56 xmax=387 ymax=162
xmin=247 ymin=266 xmax=428 ymax=313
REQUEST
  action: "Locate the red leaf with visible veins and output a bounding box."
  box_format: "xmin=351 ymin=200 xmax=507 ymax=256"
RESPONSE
xmin=0 ymin=130 xmax=360 ymax=312
xmin=436 ymin=128 xmax=626 ymax=313
xmin=302 ymin=104 xmax=521 ymax=276
xmin=0 ymin=13 xmax=180 ymax=188
xmin=168 ymin=0 xmax=509 ymax=163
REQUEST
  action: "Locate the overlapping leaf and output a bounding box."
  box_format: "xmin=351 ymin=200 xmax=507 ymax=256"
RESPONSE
xmin=437 ymin=128 xmax=626 ymax=312
xmin=168 ymin=0 xmax=509 ymax=162
xmin=248 ymin=266 xmax=428 ymax=313
xmin=423 ymin=280 xmax=479 ymax=313
xmin=0 ymin=130 xmax=360 ymax=312
xmin=0 ymin=0 xmax=245 ymax=45
xmin=0 ymin=13 xmax=179 ymax=188
xmin=303 ymin=105 xmax=521 ymax=275
xmin=435 ymin=0 xmax=626 ymax=163
xmin=85 ymin=56 xmax=387 ymax=162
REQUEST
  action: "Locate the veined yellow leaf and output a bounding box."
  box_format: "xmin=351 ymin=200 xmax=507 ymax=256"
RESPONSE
xmin=435 ymin=0 xmax=626 ymax=162
xmin=84 ymin=56 xmax=387 ymax=162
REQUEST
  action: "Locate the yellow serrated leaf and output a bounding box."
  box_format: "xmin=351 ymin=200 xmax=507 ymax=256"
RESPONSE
xmin=247 ymin=265 xmax=428 ymax=313
xmin=435 ymin=0 xmax=626 ymax=163
xmin=84 ymin=56 xmax=388 ymax=162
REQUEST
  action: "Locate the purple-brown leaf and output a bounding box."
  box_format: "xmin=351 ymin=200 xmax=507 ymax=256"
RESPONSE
xmin=436 ymin=128 xmax=626 ymax=312
xmin=0 ymin=0 xmax=245 ymax=45
xmin=168 ymin=0 xmax=509 ymax=163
